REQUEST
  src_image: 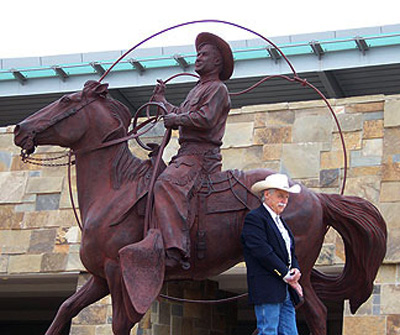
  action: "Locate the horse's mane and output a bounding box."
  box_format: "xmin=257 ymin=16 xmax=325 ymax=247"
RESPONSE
xmin=108 ymin=98 xmax=132 ymax=129
xmin=105 ymin=97 xmax=150 ymax=190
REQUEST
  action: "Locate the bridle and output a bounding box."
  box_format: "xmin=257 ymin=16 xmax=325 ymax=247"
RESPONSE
xmin=20 ymin=94 xmax=168 ymax=231
xmin=20 ymin=93 xmax=169 ymax=163
xmin=20 ymin=96 xmax=101 ymax=163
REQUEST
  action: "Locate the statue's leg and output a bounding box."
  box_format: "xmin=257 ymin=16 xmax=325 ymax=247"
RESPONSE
xmin=105 ymin=260 xmax=143 ymax=335
xmin=45 ymin=275 xmax=109 ymax=335
xmin=154 ymin=158 xmax=199 ymax=261
xmin=300 ymin=276 xmax=327 ymax=335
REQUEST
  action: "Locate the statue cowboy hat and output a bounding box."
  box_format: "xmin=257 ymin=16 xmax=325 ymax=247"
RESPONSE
xmin=195 ymin=32 xmax=234 ymax=81
xmin=251 ymin=173 xmax=301 ymax=194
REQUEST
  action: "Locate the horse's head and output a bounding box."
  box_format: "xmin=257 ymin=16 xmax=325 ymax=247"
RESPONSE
xmin=14 ymin=80 xmax=132 ymax=155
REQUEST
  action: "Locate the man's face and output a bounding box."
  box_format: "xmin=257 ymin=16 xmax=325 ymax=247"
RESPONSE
xmin=195 ymin=44 xmax=221 ymax=76
xmin=264 ymin=189 xmax=289 ymax=215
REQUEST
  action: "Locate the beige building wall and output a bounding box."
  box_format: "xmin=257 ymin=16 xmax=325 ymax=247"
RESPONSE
xmin=0 ymin=93 xmax=399 ymax=334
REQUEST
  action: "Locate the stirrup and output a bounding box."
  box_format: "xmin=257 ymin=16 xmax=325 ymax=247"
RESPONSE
xmin=165 ymin=249 xmax=190 ymax=270
xmin=180 ymin=260 xmax=190 ymax=270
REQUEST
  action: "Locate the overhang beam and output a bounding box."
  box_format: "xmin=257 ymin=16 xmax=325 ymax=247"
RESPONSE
xmin=310 ymin=41 xmax=325 ymax=59
xmin=128 ymin=58 xmax=146 ymax=74
xmin=317 ymin=70 xmax=344 ymax=98
xmin=52 ymin=66 xmax=69 ymax=81
xmin=174 ymin=54 xmax=189 ymax=70
xmin=11 ymin=70 xmax=27 ymax=85
xmin=90 ymin=62 xmax=106 ymax=76
xmin=355 ymin=36 xmax=370 ymax=55
xmin=267 ymin=47 xmax=282 ymax=63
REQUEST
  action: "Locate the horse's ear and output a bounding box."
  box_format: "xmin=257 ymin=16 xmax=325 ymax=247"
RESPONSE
xmin=83 ymin=80 xmax=109 ymax=97
xmin=94 ymin=82 xmax=109 ymax=96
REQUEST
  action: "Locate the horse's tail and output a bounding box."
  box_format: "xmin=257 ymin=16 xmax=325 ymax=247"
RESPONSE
xmin=312 ymin=193 xmax=387 ymax=314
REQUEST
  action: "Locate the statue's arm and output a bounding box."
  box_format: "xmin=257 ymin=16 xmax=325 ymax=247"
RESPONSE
xmin=165 ymin=83 xmax=229 ymax=130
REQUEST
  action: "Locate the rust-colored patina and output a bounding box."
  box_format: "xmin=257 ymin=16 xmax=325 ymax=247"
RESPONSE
xmin=14 ymin=79 xmax=387 ymax=334
xmin=150 ymin=32 xmax=234 ymax=269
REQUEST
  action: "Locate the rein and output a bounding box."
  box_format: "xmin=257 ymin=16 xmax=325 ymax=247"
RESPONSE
xmin=21 ymin=151 xmax=72 ymax=167
xmin=72 ymin=110 xmax=162 ymax=156
xmin=20 ymin=98 xmax=167 ymax=232
xmin=67 ymin=150 xmax=82 ymax=230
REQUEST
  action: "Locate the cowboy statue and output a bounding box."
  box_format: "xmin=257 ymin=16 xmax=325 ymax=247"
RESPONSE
xmin=151 ymin=32 xmax=234 ymax=269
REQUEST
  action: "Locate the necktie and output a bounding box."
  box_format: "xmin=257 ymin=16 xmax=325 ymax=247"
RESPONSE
xmin=275 ymin=216 xmax=292 ymax=267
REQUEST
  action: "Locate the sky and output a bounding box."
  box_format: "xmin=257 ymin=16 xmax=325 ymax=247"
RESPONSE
xmin=0 ymin=0 xmax=399 ymax=59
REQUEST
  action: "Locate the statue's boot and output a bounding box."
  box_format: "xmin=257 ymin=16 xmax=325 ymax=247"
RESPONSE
xmin=119 ymin=229 xmax=165 ymax=315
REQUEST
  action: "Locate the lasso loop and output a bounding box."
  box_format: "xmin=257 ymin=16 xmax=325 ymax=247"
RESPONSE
xmin=101 ymin=19 xmax=347 ymax=194
xmin=99 ymin=19 xmax=297 ymax=82
xmin=132 ymin=101 xmax=170 ymax=151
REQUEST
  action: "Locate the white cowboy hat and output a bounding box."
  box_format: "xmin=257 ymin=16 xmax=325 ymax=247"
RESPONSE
xmin=251 ymin=173 xmax=301 ymax=194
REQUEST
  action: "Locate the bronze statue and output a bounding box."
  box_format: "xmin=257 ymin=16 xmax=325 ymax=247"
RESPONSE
xmin=13 ymin=35 xmax=386 ymax=335
xmin=151 ymin=32 xmax=233 ymax=268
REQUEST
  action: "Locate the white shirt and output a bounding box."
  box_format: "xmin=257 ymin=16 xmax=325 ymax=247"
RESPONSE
xmin=263 ymin=203 xmax=292 ymax=268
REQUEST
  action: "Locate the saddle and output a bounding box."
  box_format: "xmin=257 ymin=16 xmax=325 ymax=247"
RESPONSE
xmin=133 ymin=167 xmax=250 ymax=256
xmin=194 ymin=169 xmax=250 ymax=259
xmin=198 ymin=169 xmax=248 ymax=213
xmin=134 ymin=165 xmax=249 ymax=217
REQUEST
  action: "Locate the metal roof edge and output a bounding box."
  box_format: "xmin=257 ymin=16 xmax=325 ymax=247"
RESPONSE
xmin=1 ymin=23 xmax=399 ymax=66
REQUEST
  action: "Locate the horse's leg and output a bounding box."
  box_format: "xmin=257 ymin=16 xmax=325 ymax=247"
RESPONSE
xmin=105 ymin=260 xmax=143 ymax=335
xmin=45 ymin=275 xmax=109 ymax=335
xmin=301 ymin=275 xmax=327 ymax=335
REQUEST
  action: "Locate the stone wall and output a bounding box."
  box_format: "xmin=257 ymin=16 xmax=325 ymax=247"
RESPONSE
xmin=0 ymin=131 xmax=84 ymax=275
xmin=139 ymin=281 xmax=236 ymax=335
xmin=1 ymin=93 xmax=400 ymax=334
xmin=68 ymin=275 xmax=236 ymax=335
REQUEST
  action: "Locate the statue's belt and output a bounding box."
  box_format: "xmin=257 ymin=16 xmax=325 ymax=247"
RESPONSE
xmin=176 ymin=143 xmax=220 ymax=156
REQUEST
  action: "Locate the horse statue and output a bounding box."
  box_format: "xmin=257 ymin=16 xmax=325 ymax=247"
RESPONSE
xmin=14 ymin=80 xmax=387 ymax=335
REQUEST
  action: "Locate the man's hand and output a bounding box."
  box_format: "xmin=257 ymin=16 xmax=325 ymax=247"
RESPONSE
xmin=290 ymin=282 xmax=303 ymax=297
xmin=283 ymin=268 xmax=301 ymax=283
xmin=283 ymin=268 xmax=303 ymax=297
xmin=163 ymin=114 xmax=179 ymax=130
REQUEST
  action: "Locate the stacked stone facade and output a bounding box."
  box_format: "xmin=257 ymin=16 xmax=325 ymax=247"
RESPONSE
xmin=0 ymin=93 xmax=399 ymax=334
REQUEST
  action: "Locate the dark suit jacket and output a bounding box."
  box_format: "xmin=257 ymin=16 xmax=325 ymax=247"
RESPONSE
xmin=241 ymin=204 xmax=300 ymax=305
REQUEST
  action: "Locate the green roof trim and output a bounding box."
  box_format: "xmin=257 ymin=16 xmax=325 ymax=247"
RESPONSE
xmin=1 ymin=32 xmax=400 ymax=82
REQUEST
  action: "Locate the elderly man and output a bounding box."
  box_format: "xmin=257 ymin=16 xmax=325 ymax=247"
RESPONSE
xmin=151 ymin=32 xmax=234 ymax=269
xmin=241 ymin=173 xmax=303 ymax=335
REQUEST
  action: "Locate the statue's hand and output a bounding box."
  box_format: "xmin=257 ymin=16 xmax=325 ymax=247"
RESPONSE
xmin=163 ymin=114 xmax=179 ymax=130
xmin=152 ymin=79 xmax=166 ymax=102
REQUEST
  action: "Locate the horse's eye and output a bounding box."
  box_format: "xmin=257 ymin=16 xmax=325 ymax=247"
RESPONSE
xmin=61 ymin=96 xmax=71 ymax=104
